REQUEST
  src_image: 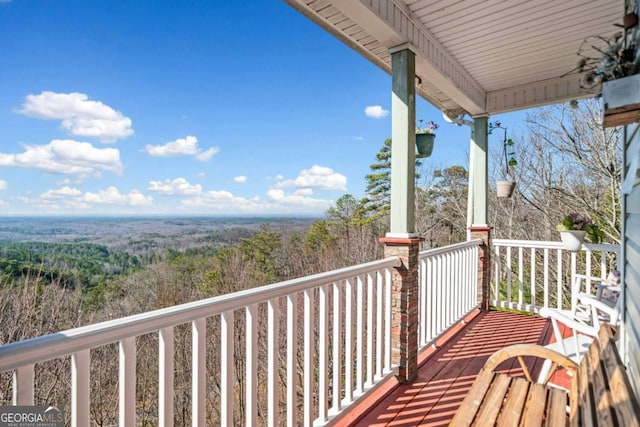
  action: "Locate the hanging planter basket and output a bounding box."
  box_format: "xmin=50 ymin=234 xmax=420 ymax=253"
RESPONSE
xmin=559 ymin=230 xmax=586 ymax=252
xmin=496 ymin=180 xmax=516 ymax=198
xmin=415 ymin=133 xmax=435 ymax=158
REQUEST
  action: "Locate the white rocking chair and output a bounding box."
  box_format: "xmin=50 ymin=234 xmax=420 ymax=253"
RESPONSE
xmin=538 ymin=272 xmax=621 ymax=383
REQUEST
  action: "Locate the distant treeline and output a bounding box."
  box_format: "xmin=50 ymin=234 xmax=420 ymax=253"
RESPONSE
xmin=0 ymin=242 xmax=141 ymax=290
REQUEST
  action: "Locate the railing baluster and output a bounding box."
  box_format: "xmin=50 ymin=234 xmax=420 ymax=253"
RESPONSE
xmin=344 ymin=278 xmax=353 ymax=403
xmin=445 ymin=252 xmax=451 ymax=327
xmin=13 ymin=365 xmax=34 ymax=405
xmin=419 ymin=258 xmax=427 ymax=347
xmin=434 ymin=255 xmax=441 ymax=336
xmin=506 ymin=246 xmax=512 ymax=307
xmin=544 ymin=248 xmax=550 ymax=309
xmin=557 ymin=249 xmax=563 ymax=309
xmin=303 ymin=289 xmax=314 ymax=427
xmin=518 ymin=247 xmax=524 ymax=308
xmin=268 ymin=298 xmax=279 ymax=427
xmin=529 ymin=248 xmax=536 ymax=310
xmin=375 ymin=271 xmax=383 ymax=380
xmin=384 ymin=268 xmax=392 ymax=373
xmin=72 ymin=350 xmax=90 ymax=427
xmin=585 ymin=251 xmax=593 ymax=294
xmin=119 ymin=337 xmax=136 ymax=427
xmin=356 ymin=274 xmax=364 ymax=395
xmin=221 ymin=311 xmax=234 ymax=427
xmin=318 ymin=284 xmax=329 ymax=423
xmin=494 ymin=245 xmax=500 ymax=304
xmin=332 ymin=281 xmax=342 ymax=414
xmin=366 ymin=272 xmax=374 ymax=387
xmin=286 ymin=294 xmax=297 ymax=427
xmin=246 ymin=304 xmax=258 ymax=427
xmin=158 ymin=328 xmax=173 ymax=427
xmin=192 ymin=318 xmax=206 ymax=427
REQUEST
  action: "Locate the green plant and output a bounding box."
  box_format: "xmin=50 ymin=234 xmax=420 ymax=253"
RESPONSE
xmin=416 ymin=120 xmax=439 ymax=134
xmin=557 ymin=212 xmax=603 ymax=243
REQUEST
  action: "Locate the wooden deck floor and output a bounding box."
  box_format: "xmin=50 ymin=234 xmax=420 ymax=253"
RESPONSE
xmin=351 ymin=310 xmax=555 ymax=426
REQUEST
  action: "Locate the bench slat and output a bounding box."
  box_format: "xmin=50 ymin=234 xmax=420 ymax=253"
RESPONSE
xmin=547 ymin=386 xmax=568 ymax=426
xmin=521 ymin=382 xmax=547 ymax=427
xmin=578 ymin=351 xmax=596 ymax=427
xmin=449 ymin=370 xmax=497 ymax=427
xmin=496 ymin=377 xmax=529 ymax=425
xmin=589 ymin=337 xmax=617 ymax=425
xmin=475 ymin=374 xmax=511 ymax=423
xmin=599 ymin=337 xmax=640 ymax=427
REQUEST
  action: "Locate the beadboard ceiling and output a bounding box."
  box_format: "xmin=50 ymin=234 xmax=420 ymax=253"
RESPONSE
xmin=285 ymin=0 xmax=624 ymax=116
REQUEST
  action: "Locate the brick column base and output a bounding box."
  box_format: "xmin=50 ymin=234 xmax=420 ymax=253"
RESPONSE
xmin=379 ymin=236 xmax=423 ymax=384
xmin=469 ymin=225 xmax=492 ymax=311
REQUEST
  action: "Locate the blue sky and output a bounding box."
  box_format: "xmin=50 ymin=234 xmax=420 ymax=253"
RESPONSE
xmin=0 ymin=0 xmax=525 ymax=217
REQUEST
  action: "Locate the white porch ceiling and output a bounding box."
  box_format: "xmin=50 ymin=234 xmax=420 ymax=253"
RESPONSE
xmin=285 ymin=0 xmax=624 ymax=116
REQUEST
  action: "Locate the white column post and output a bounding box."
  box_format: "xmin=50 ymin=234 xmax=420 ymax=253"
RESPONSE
xmin=388 ymin=45 xmax=417 ymax=238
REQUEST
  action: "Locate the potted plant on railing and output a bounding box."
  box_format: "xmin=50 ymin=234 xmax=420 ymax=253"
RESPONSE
xmin=576 ymin=14 xmax=640 ymax=127
xmin=489 ymin=121 xmax=518 ymax=198
xmin=557 ymin=212 xmax=603 ymax=251
xmin=415 ymin=120 xmax=439 ymax=158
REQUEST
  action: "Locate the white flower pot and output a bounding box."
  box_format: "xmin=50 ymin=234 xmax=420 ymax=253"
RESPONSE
xmin=559 ymin=230 xmax=586 ymax=251
xmin=496 ymin=181 xmax=516 ymax=198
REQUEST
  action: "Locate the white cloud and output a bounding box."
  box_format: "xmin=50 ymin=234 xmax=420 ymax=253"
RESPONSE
xmin=16 ymin=185 xmax=152 ymax=211
xmin=0 ymin=180 xmax=6 ymax=191
xmin=293 ymin=188 xmax=313 ymax=196
xmin=41 ymin=186 xmax=82 ymax=199
xmin=81 ymin=186 xmax=153 ymax=206
xmin=195 ymin=147 xmax=219 ymax=162
xmin=181 ymin=191 xmax=258 ymax=212
xmin=18 ymin=91 xmax=133 ymax=143
xmin=146 ymin=135 xmax=198 ymax=157
xmin=0 ymin=139 xmax=122 ymax=176
xmin=180 ymin=187 xmax=331 ymax=215
xmin=365 ymin=105 xmax=389 ymax=118
xmin=275 ymin=165 xmax=347 ymax=191
xmin=145 ymin=135 xmax=219 ymax=162
xmin=354 ymin=136 xmax=364 ymax=141
xmin=234 ymin=176 xmax=247 ymax=184
xmin=266 ymin=188 xmax=333 ymax=209
xmin=147 ymin=178 xmax=202 ymax=196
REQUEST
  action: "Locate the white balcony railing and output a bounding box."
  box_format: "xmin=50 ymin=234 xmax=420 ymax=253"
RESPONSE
xmin=418 ymin=240 xmax=481 ymax=349
xmin=0 ymin=239 xmax=505 ymax=426
xmin=492 ymin=239 xmax=619 ymax=313
xmin=0 ymin=257 xmax=402 ymax=427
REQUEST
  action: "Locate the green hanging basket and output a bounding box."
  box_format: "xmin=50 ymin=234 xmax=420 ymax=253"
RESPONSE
xmin=415 ymin=133 xmax=435 ymax=158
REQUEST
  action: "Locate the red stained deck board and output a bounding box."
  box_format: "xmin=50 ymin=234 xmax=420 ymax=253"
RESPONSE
xmin=350 ymin=311 xmax=552 ymax=427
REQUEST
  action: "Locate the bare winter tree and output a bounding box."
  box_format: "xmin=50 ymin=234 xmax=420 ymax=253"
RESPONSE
xmin=491 ymin=99 xmax=622 ymax=244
